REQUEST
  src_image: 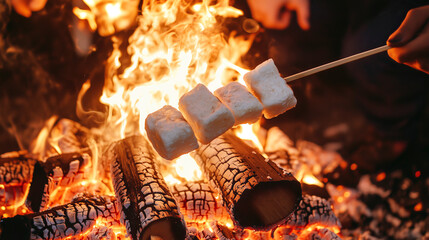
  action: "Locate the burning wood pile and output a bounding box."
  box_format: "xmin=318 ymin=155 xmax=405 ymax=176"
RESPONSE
xmin=1 ymin=0 xmax=427 ymax=240
xmin=0 ymin=119 xmax=345 ymax=240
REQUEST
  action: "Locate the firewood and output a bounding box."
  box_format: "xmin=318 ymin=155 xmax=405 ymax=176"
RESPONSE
xmin=25 ymin=152 xmax=91 ymax=212
xmin=170 ymin=181 xmax=231 ymax=224
xmin=296 ymin=227 xmax=341 ymax=240
xmin=48 ymin=119 xmax=90 ymax=155
xmin=192 ymin=132 xmax=302 ymax=230
xmin=109 ymin=135 xmax=187 ymax=240
xmin=0 ymin=151 xmax=37 ymax=207
xmin=233 ymin=195 xmax=341 ymax=240
xmin=210 ymin=221 xmax=236 ymax=240
xmin=0 ymin=194 xmax=119 ymax=240
xmin=0 ymin=151 xmax=37 ymax=186
xmin=284 ymin=194 xmax=341 ymax=229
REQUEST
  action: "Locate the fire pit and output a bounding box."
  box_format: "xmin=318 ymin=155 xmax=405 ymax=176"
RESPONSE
xmin=0 ymin=0 xmax=428 ymax=240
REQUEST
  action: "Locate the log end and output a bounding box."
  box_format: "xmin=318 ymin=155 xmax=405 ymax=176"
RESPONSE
xmin=0 ymin=215 xmax=31 ymax=240
xmin=232 ymin=180 xmax=301 ymax=230
xmin=141 ymin=217 xmax=187 ymax=240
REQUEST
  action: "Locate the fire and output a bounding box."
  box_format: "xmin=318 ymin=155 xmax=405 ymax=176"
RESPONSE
xmin=95 ymin=0 xmax=252 ymax=141
xmin=73 ymin=0 xmax=139 ymax=36
xmin=301 ymin=174 xmax=324 ymax=187
xmin=234 ymin=123 xmax=264 ymax=152
xmin=30 ymin=115 xmax=59 ymax=157
xmin=172 ymin=154 xmax=202 ymax=182
xmin=0 ymin=0 xmax=348 ymax=239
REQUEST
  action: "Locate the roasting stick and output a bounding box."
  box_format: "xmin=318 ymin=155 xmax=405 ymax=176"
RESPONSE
xmin=284 ymin=45 xmax=391 ymax=83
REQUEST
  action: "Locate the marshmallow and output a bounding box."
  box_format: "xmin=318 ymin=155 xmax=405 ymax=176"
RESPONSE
xmin=179 ymin=84 xmax=235 ymax=144
xmin=214 ymin=82 xmax=263 ymax=125
xmin=244 ymin=59 xmax=297 ymax=119
xmin=145 ymin=105 xmax=199 ymax=160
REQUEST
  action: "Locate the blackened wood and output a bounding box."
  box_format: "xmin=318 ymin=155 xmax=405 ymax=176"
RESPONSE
xmin=0 ymin=215 xmax=31 ymax=240
xmin=193 ymin=132 xmax=301 ymax=230
xmin=0 ymin=151 xmax=37 ymax=207
xmin=25 ymin=152 xmax=90 ymax=212
xmin=47 ymin=119 xmax=89 ymax=155
xmin=210 ymin=222 xmax=235 ymax=240
xmin=0 ymin=151 xmax=37 ymax=186
xmin=170 ymin=181 xmax=230 ymax=224
xmin=0 ymin=194 xmax=119 ymax=240
xmin=285 ymin=194 xmax=341 ymax=229
xmin=109 ymin=135 xmax=186 ymax=240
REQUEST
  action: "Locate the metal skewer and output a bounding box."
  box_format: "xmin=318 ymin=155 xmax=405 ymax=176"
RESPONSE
xmin=284 ymin=45 xmax=391 ymax=83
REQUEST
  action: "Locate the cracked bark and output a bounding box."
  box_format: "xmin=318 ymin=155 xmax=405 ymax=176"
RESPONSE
xmin=193 ymin=132 xmax=302 ymax=230
xmin=109 ymin=135 xmax=186 ymax=240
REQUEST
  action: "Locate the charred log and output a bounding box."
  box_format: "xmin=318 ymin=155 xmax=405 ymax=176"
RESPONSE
xmin=25 ymin=152 xmax=91 ymax=212
xmin=46 ymin=119 xmax=90 ymax=155
xmin=0 ymin=151 xmax=37 ymax=186
xmin=210 ymin=221 xmax=235 ymax=240
xmin=0 ymin=151 xmax=37 ymax=207
xmin=170 ymin=181 xmax=230 ymax=224
xmin=284 ymin=195 xmax=341 ymax=229
xmin=109 ymin=135 xmax=186 ymax=240
xmin=0 ymin=194 xmax=119 ymax=240
xmin=193 ymin=132 xmax=302 ymax=230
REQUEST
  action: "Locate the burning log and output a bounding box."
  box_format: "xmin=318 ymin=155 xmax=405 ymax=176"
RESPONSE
xmin=233 ymin=195 xmax=341 ymax=240
xmin=170 ymin=181 xmax=231 ymax=224
xmin=284 ymin=195 xmax=341 ymax=230
xmin=210 ymin=221 xmax=236 ymax=240
xmin=0 ymin=151 xmax=37 ymax=186
xmin=109 ymin=135 xmax=187 ymax=240
xmin=48 ymin=119 xmax=90 ymax=155
xmin=0 ymin=194 xmax=119 ymax=240
xmin=0 ymin=151 xmax=37 ymax=207
xmin=192 ymin=132 xmax=302 ymax=230
xmin=264 ymin=127 xmax=344 ymax=178
xmin=25 ymin=152 xmax=91 ymax=212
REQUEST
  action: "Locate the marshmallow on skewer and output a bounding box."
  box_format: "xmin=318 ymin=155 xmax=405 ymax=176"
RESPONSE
xmin=214 ymin=82 xmax=263 ymax=125
xmin=145 ymin=105 xmax=199 ymax=160
xmin=179 ymin=84 xmax=235 ymax=144
xmin=244 ymin=59 xmax=297 ymax=119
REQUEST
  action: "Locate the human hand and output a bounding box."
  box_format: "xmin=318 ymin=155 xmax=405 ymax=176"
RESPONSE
xmin=246 ymin=0 xmax=310 ymax=30
xmin=11 ymin=0 xmax=47 ymax=18
xmin=387 ymin=5 xmax=429 ymax=74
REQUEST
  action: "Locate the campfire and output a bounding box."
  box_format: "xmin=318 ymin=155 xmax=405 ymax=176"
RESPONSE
xmin=0 ymin=0 xmax=427 ymax=240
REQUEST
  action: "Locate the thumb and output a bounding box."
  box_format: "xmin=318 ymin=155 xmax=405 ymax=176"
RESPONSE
xmin=387 ymin=6 xmax=429 ymax=47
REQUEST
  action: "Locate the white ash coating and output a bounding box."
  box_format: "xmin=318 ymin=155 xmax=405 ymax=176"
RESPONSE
xmin=170 ymin=181 xmax=230 ymax=224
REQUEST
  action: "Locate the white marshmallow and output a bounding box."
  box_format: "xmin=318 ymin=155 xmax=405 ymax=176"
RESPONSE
xmin=145 ymin=105 xmax=199 ymax=160
xmin=214 ymin=82 xmax=263 ymax=125
xmin=244 ymin=59 xmax=297 ymax=119
xmin=179 ymin=84 xmax=235 ymax=144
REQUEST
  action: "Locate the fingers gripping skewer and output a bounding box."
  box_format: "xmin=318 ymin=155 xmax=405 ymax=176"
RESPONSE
xmin=284 ymin=45 xmax=391 ymax=83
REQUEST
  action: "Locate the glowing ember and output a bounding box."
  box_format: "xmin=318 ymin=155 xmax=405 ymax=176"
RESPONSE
xmin=414 ymin=202 xmax=423 ymax=212
xmin=302 ymin=174 xmax=324 ymax=187
xmin=415 ymin=170 xmax=421 ymax=178
xmin=376 ymin=172 xmax=386 ymax=182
